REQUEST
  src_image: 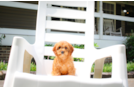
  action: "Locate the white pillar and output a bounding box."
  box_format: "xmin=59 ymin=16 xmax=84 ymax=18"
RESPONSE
xmin=99 ymin=1 xmax=103 ymax=39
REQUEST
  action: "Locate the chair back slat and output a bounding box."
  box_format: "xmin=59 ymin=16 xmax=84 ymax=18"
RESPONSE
xmin=47 ymin=1 xmax=87 ymax=7
xmin=47 ymin=7 xmax=86 ymax=19
xmin=45 ymin=33 xmax=85 ymax=44
xmin=46 ymin=21 xmax=86 ymax=32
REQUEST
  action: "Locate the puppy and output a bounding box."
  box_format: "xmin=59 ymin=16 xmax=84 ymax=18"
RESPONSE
xmin=52 ymin=41 xmax=75 ymax=76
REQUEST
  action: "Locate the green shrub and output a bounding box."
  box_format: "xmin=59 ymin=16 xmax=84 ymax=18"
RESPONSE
xmin=94 ymin=43 xmax=99 ymax=48
xmin=91 ymin=63 xmax=112 ymax=72
xmin=0 ymin=61 xmax=37 ymax=71
xmin=45 ymin=44 xmax=53 ymax=46
xmin=49 ymin=56 xmax=55 ymax=60
xmin=91 ymin=64 xmax=95 ymax=72
xmin=73 ymin=58 xmax=79 ymax=61
xmin=30 ymin=62 xmax=36 ymax=71
xmin=72 ymin=43 xmax=99 ymax=49
xmin=124 ymin=31 xmax=134 ymax=62
xmin=0 ymin=61 xmax=8 ymax=70
xmin=0 ymin=34 xmax=6 ymax=45
xmin=78 ymin=58 xmax=84 ymax=62
xmin=44 ymin=56 xmax=48 ymax=59
xmin=127 ymin=62 xmax=134 ymax=72
xmin=103 ymin=63 xmax=112 ymax=72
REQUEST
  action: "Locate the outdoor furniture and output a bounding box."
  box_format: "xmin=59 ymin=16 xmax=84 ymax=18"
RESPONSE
xmin=104 ymin=19 xmax=122 ymax=36
xmin=94 ymin=25 xmax=98 ymax=34
xmin=4 ymin=1 xmax=128 ymax=87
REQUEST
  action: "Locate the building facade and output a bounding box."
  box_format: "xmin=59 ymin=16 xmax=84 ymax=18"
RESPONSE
xmin=0 ymin=1 xmax=134 ymax=62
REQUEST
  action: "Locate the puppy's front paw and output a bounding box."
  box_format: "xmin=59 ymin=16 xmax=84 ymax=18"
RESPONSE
xmin=51 ymin=71 xmax=61 ymax=76
xmin=68 ymin=68 xmax=76 ymax=76
xmin=52 ymin=73 xmax=61 ymax=76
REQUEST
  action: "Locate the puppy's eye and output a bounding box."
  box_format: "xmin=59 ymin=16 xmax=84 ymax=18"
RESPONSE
xmin=58 ymin=47 xmax=61 ymax=50
xmin=65 ymin=47 xmax=67 ymax=49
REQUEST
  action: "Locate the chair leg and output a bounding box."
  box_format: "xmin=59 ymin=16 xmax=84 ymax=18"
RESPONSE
xmin=93 ymin=57 xmax=106 ymax=78
xmin=23 ymin=50 xmax=33 ymax=73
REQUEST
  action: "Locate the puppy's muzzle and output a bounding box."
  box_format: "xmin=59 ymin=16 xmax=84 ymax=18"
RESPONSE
xmin=61 ymin=51 xmax=64 ymax=54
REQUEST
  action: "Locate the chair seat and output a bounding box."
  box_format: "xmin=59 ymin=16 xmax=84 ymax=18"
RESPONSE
xmin=13 ymin=71 xmax=123 ymax=87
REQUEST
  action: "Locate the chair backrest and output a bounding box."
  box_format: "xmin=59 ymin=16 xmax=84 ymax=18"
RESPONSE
xmin=34 ymin=1 xmax=95 ymax=77
xmin=103 ymin=19 xmax=114 ymax=32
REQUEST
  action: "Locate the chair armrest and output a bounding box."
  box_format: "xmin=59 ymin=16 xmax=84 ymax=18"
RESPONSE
xmin=94 ymin=56 xmax=110 ymax=78
xmin=93 ymin=45 xmax=127 ymax=86
xmin=4 ymin=36 xmax=33 ymax=87
xmin=116 ymin=27 xmax=122 ymax=32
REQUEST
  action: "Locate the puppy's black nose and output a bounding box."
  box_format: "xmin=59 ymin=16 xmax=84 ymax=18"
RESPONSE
xmin=61 ymin=51 xmax=64 ymax=54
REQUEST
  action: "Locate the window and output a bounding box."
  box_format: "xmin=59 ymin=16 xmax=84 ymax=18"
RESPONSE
xmin=95 ymin=1 xmax=97 ymax=12
xmin=103 ymin=3 xmax=114 ymax=14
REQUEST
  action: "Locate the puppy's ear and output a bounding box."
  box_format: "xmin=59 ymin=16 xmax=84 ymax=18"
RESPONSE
xmin=69 ymin=43 xmax=74 ymax=55
xmin=53 ymin=44 xmax=57 ymax=56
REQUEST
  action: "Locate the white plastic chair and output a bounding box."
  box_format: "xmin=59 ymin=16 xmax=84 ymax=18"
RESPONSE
xmin=4 ymin=1 xmax=128 ymax=87
xmin=104 ymin=19 xmax=122 ymax=36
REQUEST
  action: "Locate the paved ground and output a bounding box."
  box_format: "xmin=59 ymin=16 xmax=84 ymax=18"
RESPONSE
xmin=128 ymin=78 xmax=134 ymax=87
xmin=0 ymin=79 xmax=134 ymax=87
xmin=0 ymin=80 xmax=4 ymax=87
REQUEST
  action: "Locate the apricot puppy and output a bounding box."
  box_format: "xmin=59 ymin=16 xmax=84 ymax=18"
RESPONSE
xmin=52 ymin=41 xmax=75 ymax=76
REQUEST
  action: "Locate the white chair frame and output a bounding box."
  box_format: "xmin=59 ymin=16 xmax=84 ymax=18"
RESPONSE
xmin=4 ymin=1 xmax=128 ymax=87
